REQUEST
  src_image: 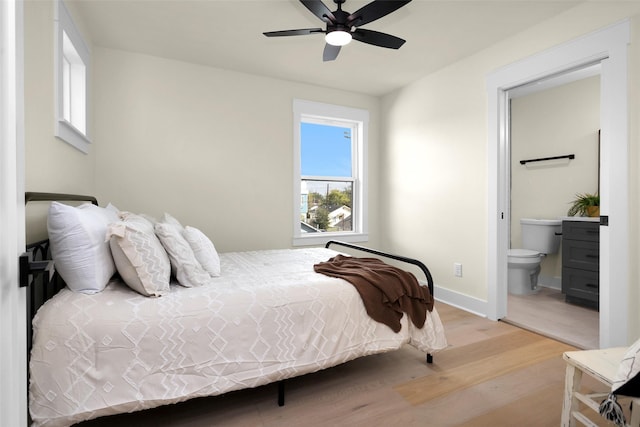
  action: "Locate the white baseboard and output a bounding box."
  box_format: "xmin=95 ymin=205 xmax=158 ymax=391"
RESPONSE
xmin=433 ymin=284 xmax=488 ymax=318
xmin=539 ymin=275 xmax=561 ymax=291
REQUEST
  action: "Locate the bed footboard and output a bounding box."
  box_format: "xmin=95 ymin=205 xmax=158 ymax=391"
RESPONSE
xmin=325 ymin=240 xmax=434 ymax=297
xmin=325 ymin=240 xmax=436 ymax=365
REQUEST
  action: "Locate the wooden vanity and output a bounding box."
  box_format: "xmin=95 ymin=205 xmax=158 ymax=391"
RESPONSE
xmin=561 ymin=218 xmax=599 ymax=309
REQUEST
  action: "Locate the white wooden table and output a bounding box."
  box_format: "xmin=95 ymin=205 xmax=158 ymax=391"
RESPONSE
xmin=562 ymin=348 xmax=640 ymax=427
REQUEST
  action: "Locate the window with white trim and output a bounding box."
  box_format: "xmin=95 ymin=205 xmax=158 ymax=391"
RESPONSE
xmin=293 ymin=99 xmax=368 ymax=246
xmin=55 ymin=0 xmax=91 ymax=153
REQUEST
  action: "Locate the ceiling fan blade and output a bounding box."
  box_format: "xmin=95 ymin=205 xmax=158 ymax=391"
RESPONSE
xmin=300 ymin=0 xmax=336 ymax=23
xmin=323 ymin=43 xmax=341 ymax=62
xmin=263 ymin=28 xmax=324 ymax=37
xmin=348 ymin=0 xmax=412 ymax=27
xmin=352 ymin=28 xmax=405 ymax=49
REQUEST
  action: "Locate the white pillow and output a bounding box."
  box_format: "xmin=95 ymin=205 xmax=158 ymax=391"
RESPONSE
xmin=105 ymin=202 xmax=120 ymax=215
xmin=155 ymin=221 xmax=212 ymax=288
xmin=161 ymin=212 xmax=184 ymax=233
xmin=183 ymin=226 xmax=221 ymax=277
xmin=138 ymin=213 xmax=158 ymax=227
xmin=47 ymin=202 xmax=118 ymax=294
xmin=107 ymin=214 xmax=170 ymax=297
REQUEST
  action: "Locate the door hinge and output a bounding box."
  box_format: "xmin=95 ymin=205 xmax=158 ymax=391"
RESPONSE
xmin=19 ymin=252 xmax=54 ymax=288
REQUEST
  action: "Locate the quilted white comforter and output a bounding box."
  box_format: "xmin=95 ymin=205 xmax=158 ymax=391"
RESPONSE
xmin=29 ymin=248 xmax=447 ymax=426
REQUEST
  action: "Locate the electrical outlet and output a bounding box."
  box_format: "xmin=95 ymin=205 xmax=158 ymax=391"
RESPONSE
xmin=454 ymin=263 xmax=463 ymax=277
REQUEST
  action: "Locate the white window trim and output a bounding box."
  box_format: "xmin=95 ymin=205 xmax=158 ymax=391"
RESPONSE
xmin=54 ymin=0 xmax=91 ymax=153
xmin=293 ymin=99 xmax=369 ymax=246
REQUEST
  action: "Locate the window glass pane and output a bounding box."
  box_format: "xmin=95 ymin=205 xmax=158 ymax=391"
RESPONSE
xmin=61 ymin=30 xmax=86 ymax=133
xmin=300 ymin=179 xmax=353 ymax=232
xmin=301 ymin=122 xmax=352 ymax=177
xmin=62 ymin=57 xmax=71 ymax=122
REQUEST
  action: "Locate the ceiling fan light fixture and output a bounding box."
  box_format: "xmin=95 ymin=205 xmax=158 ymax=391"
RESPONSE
xmin=325 ymin=30 xmax=352 ymax=46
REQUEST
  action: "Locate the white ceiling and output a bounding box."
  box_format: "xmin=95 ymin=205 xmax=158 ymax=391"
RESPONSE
xmin=71 ymin=0 xmax=583 ymax=97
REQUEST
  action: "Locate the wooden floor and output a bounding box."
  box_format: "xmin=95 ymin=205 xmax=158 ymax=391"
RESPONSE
xmin=505 ymin=287 xmax=599 ymax=349
xmin=76 ymin=303 xmax=617 ymax=427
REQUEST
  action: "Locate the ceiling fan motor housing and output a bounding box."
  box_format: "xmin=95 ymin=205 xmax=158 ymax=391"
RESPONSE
xmin=327 ymin=9 xmax=351 ymax=34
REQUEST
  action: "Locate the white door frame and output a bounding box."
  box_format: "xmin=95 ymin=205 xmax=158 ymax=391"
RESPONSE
xmin=487 ymin=20 xmax=630 ymax=348
xmin=0 ymin=0 xmax=26 ymax=424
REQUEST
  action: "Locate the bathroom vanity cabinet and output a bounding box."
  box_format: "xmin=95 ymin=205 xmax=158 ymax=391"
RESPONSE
xmin=561 ymin=219 xmax=599 ymax=309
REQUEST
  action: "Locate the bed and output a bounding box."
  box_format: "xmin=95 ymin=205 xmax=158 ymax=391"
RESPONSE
xmin=22 ymin=193 xmax=447 ymax=427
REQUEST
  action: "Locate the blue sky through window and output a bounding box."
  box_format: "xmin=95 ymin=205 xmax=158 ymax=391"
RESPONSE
xmin=301 ymin=122 xmax=352 ymax=177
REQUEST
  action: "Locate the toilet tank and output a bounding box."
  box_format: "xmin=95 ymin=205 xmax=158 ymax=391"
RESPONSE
xmin=520 ymin=218 xmax=562 ymax=254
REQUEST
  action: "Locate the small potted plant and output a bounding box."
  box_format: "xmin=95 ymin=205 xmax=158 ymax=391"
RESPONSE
xmin=567 ymin=192 xmax=600 ymax=217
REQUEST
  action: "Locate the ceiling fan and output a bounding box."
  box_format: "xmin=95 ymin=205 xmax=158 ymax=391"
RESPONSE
xmin=263 ymin=0 xmax=412 ymax=62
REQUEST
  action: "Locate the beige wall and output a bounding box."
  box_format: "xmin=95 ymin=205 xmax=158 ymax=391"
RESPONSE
xmin=24 ymin=0 xmax=96 ymax=240
xmin=511 ymin=76 xmax=600 ymax=283
xmin=381 ymin=2 xmax=640 ymax=339
xmin=24 ymin=0 xmax=95 ymax=193
xmin=92 ymin=48 xmax=380 ymax=252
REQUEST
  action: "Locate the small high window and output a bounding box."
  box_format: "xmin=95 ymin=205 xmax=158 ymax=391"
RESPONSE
xmin=55 ymin=0 xmax=90 ymax=153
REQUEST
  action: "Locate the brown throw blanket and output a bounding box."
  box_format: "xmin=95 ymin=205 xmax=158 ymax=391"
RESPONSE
xmin=314 ymin=255 xmax=434 ymax=333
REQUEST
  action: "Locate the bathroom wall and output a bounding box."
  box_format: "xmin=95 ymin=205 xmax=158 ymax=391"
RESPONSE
xmin=510 ymin=75 xmax=600 ymax=287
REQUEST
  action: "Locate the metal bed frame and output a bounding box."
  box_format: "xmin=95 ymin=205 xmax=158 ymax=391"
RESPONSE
xmin=325 ymin=240 xmax=435 ymax=298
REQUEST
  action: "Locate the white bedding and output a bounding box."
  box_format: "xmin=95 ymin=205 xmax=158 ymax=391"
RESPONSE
xmin=29 ymin=248 xmax=447 ymax=426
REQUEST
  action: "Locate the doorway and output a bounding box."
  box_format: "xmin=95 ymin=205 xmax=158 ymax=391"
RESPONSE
xmin=486 ymin=20 xmax=630 ymax=348
xmin=504 ymin=70 xmax=601 ymax=349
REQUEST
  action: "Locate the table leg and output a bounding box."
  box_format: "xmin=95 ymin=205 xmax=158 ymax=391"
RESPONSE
xmin=629 ymin=398 xmax=640 ymax=427
xmin=562 ymin=363 xmax=582 ymax=427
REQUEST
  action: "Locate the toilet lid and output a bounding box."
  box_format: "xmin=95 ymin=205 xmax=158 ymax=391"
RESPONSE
xmin=508 ymin=248 xmax=540 ymax=258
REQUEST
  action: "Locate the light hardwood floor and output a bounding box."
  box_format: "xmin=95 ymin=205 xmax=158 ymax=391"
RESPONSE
xmin=505 ymin=287 xmax=599 ymax=349
xmin=76 ymin=303 xmax=615 ymax=427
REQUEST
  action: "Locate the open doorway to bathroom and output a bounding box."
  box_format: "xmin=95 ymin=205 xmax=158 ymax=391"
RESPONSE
xmin=487 ymin=20 xmax=630 ymax=350
xmin=503 ymin=68 xmax=600 ymax=349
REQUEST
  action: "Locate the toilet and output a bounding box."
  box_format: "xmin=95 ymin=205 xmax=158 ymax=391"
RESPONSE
xmin=507 ymin=218 xmax=562 ymax=295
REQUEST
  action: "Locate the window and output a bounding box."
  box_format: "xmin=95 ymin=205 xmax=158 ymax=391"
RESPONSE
xmin=293 ymin=99 xmax=369 ymax=246
xmin=55 ymin=0 xmax=90 ymax=153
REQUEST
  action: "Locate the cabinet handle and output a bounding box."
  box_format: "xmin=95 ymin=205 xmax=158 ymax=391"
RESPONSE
xmin=586 ymin=283 xmax=598 ymax=288
xmin=586 ymin=254 xmax=599 ymax=259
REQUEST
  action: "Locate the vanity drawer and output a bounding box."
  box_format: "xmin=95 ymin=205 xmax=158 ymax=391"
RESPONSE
xmin=562 ymin=267 xmax=599 ymax=305
xmin=561 ymin=220 xmax=599 ymax=309
xmin=562 ymin=221 xmax=599 ymax=242
xmin=562 ymin=239 xmax=599 ymax=271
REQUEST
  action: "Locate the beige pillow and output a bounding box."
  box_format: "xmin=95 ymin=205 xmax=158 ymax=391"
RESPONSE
xmin=107 ymin=214 xmax=170 ymax=297
xmin=183 ymin=226 xmax=221 ymax=277
xmin=155 ymin=221 xmax=212 ymax=288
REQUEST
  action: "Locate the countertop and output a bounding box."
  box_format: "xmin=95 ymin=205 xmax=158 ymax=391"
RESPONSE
xmin=560 ymin=216 xmax=600 ymax=222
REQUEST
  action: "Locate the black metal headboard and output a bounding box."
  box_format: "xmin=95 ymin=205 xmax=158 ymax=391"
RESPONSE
xmin=22 ymin=192 xmax=98 ymax=353
xmin=25 ymin=191 xmax=98 ymax=206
